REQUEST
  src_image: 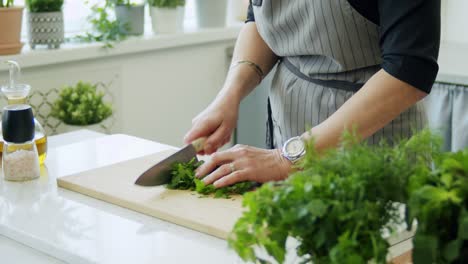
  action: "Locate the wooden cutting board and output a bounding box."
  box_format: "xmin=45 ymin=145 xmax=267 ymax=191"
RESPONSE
xmin=57 ymin=149 xmax=244 ymax=240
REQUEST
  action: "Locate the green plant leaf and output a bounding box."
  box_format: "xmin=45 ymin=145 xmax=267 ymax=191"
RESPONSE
xmin=51 ymin=81 xmax=112 ymax=125
xmin=147 ymin=0 xmax=185 ymax=8
xmin=26 ymin=0 xmax=63 ymax=12
xmin=167 ymin=159 xmax=255 ymax=199
xmin=443 ymin=239 xmax=461 ymax=262
xmin=413 ymin=234 xmax=438 ymax=264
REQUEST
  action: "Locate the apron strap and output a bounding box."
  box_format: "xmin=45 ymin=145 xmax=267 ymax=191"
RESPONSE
xmin=266 ymin=97 xmax=274 ymax=149
xmin=266 ymin=58 xmax=367 ymax=149
xmin=282 ymin=58 xmax=365 ymax=92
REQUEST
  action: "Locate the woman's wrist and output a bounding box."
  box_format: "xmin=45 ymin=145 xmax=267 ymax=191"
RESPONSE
xmin=214 ymin=86 xmax=243 ymax=108
xmin=274 ymin=148 xmax=293 ymax=180
xmin=222 ymin=62 xmax=263 ymax=101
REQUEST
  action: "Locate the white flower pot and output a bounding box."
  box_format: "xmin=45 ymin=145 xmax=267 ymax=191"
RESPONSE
xmin=27 ymin=11 xmax=64 ymax=49
xmin=149 ymin=6 xmax=185 ymax=34
xmin=60 ymin=122 xmax=105 ymax=134
xmin=195 ymin=0 xmax=227 ymax=28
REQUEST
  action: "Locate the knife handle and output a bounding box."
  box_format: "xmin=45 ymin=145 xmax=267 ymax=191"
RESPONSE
xmin=191 ymin=137 xmax=207 ymax=152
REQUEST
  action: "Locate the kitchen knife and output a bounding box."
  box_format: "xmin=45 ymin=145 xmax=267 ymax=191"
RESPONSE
xmin=134 ymin=137 xmax=206 ymax=186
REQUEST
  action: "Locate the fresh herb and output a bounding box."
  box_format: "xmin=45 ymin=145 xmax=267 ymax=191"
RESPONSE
xmin=0 ymin=0 xmax=14 ymax=7
xmin=112 ymin=0 xmax=140 ymax=6
xmin=228 ymin=130 xmax=443 ymax=264
xmin=51 ymin=81 xmax=112 ymax=125
xmin=147 ymin=0 xmax=185 ymax=8
xmin=76 ymin=0 xmax=128 ymax=48
xmin=113 ymin=0 xmax=131 ymax=5
xmin=167 ymin=158 xmax=203 ymax=190
xmin=167 ymin=158 xmax=256 ymax=198
xmin=408 ymin=148 xmax=468 ymax=263
xmin=26 ymin=0 xmax=64 ymax=12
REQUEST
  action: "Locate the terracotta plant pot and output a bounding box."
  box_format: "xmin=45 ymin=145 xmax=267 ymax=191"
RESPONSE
xmin=27 ymin=11 xmax=65 ymax=49
xmin=115 ymin=4 xmax=145 ymax=36
xmin=0 ymin=7 xmax=24 ymax=55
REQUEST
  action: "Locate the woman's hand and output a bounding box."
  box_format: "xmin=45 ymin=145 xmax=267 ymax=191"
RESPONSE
xmin=196 ymin=144 xmax=292 ymax=188
xmin=184 ymin=97 xmax=239 ymax=155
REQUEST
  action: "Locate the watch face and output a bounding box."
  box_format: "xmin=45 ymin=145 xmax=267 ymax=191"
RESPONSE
xmin=285 ymin=138 xmax=305 ymax=157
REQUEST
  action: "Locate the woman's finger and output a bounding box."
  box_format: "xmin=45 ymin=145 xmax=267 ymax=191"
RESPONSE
xmin=213 ymin=170 xmax=247 ymax=188
xmin=202 ymin=163 xmax=234 ymax=185
xmin=184 ymin=118 xmax=216 ymax=145
xmin=195 ymin=159 xmax=218 ymax=178
xmin=204 ymin=124 xmax=231 ymax=154
xmin=195 ymin=149 xmax=238 ymax=178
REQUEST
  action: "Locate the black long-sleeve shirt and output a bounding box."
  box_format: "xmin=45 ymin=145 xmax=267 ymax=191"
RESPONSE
xmin=246 ymin=0 xmax=441 ymax=93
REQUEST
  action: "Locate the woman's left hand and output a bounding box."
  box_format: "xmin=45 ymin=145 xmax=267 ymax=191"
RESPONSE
xmin=196 ymin=144 xmax=292 ymax=188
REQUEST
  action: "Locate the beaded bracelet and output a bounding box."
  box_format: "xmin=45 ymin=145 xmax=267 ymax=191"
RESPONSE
xmin=230 ymin=60 xmax=265 ymax=84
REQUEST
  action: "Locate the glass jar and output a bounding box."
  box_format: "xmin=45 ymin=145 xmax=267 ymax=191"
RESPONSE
xmin=0 ymin=96 xmax=47 ymax=164
xmin=3 ymin=140 xmax=40 ymax=181
xmin=2 ymin=105 xmax=40 ymax=182
xmin=0 ymin=61 xmax=47 ymax=165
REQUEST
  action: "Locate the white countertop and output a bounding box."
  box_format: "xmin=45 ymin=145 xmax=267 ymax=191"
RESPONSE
xmin=0 ymin=130 xmax=245 ymax=264
xmin=0 ymin=130 xmax=412 ymax=263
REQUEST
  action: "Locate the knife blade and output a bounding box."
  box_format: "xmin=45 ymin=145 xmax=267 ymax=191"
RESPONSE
xmin=134 ymin=137 xmax=206 ymax=186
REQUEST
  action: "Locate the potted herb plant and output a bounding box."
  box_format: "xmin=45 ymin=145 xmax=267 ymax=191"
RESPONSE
xmin=228 ymin=130 xmax=468 ymax=264
xmin=148 ymin=0 xmax=185 ymax=34
xmin=51 ymin=81 xmax=113 ymax=133
xmin=114 ymin=0 xmax=145 ymax=35
xmin=26 ymin=0 xmax=64 ymax=49
xmin=0 ymin=0 xmax=24 ymax=55
xmin=77 ymin=0 xmax=128 ymax=48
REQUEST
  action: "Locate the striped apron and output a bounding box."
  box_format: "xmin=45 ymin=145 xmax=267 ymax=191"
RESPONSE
xmin=251 ymin=0 xmax=427 ymax=148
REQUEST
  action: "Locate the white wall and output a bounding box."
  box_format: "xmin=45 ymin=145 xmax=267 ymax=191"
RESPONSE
xmin=0 ymin=39 xmax=236 ymax=148
xmin=442 ymin=0 xmax=468 ymax=44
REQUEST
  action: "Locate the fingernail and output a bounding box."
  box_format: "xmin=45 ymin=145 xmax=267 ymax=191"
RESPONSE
xmin=204 ymin=144 xmax=211 ymax=152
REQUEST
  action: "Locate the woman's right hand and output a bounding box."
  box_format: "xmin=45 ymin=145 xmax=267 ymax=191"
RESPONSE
xmin=184 ymin=97 xmax=239 ymax=155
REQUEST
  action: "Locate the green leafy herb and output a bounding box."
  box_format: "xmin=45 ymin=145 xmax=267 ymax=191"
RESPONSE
xmin=113 ymin=0 xmax=132 ymax=6
xmin=408 ymin=148 xmax=468 ymax=263
xmin=75 ymin=0 xmax=128 ymax=48
xmin=0 ymin=0 xmax=14 ymax=8
xmin=26 ymin=0 xmax=64 ymax=12
xmin=147 ymin=0 xmax=185 ymax=8
xmin=51 ymin=81 xmax=113 ymax=125
xmin=228 ymin=130 xmax=443 ymax=264
xmin=167 ymin=158 xmax=256 ymax=198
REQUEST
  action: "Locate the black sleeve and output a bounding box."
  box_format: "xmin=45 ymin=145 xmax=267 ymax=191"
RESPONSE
xmin=378 ymin=0 xmax=440 ymax=93
xmin=246 ymin=1 xmax=255 ymax=23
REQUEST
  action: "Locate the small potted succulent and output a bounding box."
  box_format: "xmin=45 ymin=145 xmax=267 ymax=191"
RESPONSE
xmin=114 ymin=0 xmax=145 ymax=35
xmin=148 ymin=0 xmax=185 ymax=34
xmin=52 ymin=81 xmax=113 ymax=133
xmin=0 ymin=0 xmax=24 ymax=55
xmin=26 ymin=0 xmax=65 ymax=49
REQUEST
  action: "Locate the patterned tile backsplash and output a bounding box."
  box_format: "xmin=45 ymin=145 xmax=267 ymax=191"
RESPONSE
xmin=0 ymin=81 xmax=116 ymax=136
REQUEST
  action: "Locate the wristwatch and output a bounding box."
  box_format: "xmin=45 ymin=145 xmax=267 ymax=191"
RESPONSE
xmin=282 ymin=136 xmax=306 ymax=164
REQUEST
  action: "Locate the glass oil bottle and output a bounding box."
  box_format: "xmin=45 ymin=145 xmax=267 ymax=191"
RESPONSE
xmin=0 ymin=61 xmax=47 ymax=164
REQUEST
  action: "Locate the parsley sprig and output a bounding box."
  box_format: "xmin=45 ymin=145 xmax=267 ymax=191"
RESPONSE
xmin=228 ymin=130 xmax=463 ymax=264
xmin=408 ymin=148 xmax=468 ymax=263
xmin=167 ymin=158 xmax=256 ymax=198
xmin=76 ymin=1 xmax=128 ymax=48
